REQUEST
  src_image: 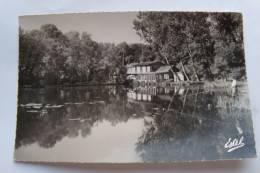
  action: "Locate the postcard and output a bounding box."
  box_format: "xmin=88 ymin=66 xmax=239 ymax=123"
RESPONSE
xmin=14 ymin=11 xmax=256 ymax=163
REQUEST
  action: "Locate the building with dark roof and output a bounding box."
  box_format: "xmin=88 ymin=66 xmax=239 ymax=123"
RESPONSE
xmin=126 ymin=61 xmax=186 ymax=85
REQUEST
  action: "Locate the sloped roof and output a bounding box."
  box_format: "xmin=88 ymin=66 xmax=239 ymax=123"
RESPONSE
xmin=155 ymin=66 xmax=172 ymax=73
xmin=126 ymin=60 xmax=162 ymax=67
xmin=126 ymin=63 xmax=139 ymax=67
xmin=139 ymin=60 xmax=162 ymax=66
xmin=156 ymin=65 xmax=180 ymax=73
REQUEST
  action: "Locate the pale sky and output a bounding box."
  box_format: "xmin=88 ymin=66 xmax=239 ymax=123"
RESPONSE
xmin=19 ymin=12 xmax=143 ymax=44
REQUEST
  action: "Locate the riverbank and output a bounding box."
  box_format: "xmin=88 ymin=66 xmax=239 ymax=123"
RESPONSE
xmin=19 ymin=80 xmax=248 ymax=89
xmin=20 ymin=82 xmax=126 ymax=89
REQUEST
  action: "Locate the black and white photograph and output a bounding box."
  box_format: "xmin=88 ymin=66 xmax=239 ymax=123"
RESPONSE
xmin=14 ymin=11 xmax=256 ymax=163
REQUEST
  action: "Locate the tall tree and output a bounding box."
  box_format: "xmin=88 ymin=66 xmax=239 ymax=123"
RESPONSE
xmin=19 ymin=28 xmax=46 ymax=86
xmin=209 ymin=13 xmax=245 ymax=80
xmin=80 ymin=32 xmax=102 ymax=82
xmin=133 ymin=12 xmax=216 ymax=81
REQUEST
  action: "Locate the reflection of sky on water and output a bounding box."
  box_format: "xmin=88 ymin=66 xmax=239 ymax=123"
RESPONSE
xmin=15 ymin=119 xmax=145 ymax=162
xmin=14 ymin=85 xmax=256 ymax=162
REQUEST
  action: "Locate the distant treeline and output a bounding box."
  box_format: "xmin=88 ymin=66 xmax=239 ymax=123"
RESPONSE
xmin=19 ymin=25 xmax=152 ymax=86
xmin=19 ymin=12 xmax=246 ymax=87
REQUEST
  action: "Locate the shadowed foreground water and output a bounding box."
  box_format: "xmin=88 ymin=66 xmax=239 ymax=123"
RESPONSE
xmin=14 ymin=85 xmax=256 ymax=163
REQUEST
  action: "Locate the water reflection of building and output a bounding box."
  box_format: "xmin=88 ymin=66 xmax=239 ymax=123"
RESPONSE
xmin=127 ymin=86 xmax=185 ymax=103
xmin=127 ymin=89 xmax=153 ymax=102
xmin=126 ymin=60 xmax=186 ymax=85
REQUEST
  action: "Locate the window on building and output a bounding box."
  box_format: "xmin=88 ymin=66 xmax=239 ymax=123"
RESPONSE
xmin=137 ymin=67 xmax=140 ymax=74
xmin=147 ymin=66 xmax=151 ymax=73
xmin=164 ymin=74 xmax=169 ymax=80
xmin=142 ymin=66 xmax=146 ymax=73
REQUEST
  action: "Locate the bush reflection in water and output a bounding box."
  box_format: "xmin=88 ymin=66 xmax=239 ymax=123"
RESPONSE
xmin=15 ymin=84 xmax=255 ymax=161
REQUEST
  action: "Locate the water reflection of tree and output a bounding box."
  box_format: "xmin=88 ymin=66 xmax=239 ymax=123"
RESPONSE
xmin=15 ymin=86 xmax=144 ymax=149
xmin=15 ymin=85 xmax=255 ymax=160
xmin=136 ymin=85 xmax=255 ymax=161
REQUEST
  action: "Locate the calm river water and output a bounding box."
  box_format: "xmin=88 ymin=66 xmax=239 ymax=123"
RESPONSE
xmin=14 ymin=85 xmax=256 ymax=162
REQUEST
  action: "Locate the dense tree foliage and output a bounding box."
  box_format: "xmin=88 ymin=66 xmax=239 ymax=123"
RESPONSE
xmin=19 ymin=13 xmax=246 ymax=87
xmin=19 ymin=24 xmax=149 ymax=87
xmin=133 ymin=12 xmax=246 ymax=81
